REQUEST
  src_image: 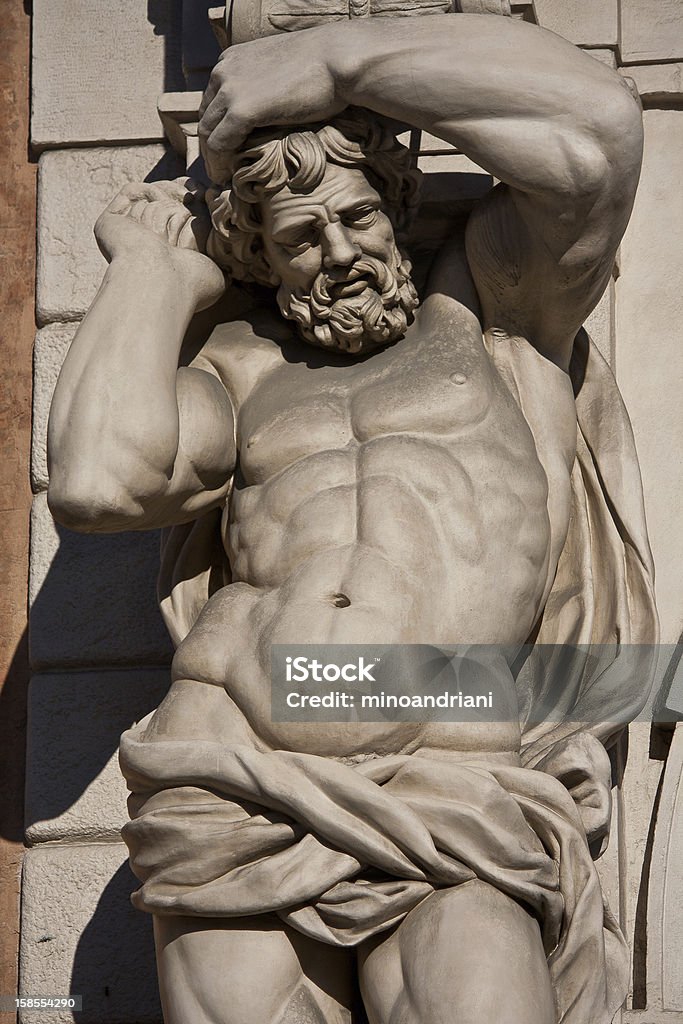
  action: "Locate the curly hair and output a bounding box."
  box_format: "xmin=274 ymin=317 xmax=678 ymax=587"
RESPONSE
xmin=206 ymin=111 xmax=422 ymax=286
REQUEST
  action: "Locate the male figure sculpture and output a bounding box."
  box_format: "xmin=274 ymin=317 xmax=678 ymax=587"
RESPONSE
xmin=48 ymin=14 xmax=658 ymax=1024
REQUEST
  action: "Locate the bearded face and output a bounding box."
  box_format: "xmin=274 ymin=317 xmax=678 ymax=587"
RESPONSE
xmin=276 ymin=250 xmax=419 ymax=354
xmin=260 ymin=163 xmax=419 ymax=355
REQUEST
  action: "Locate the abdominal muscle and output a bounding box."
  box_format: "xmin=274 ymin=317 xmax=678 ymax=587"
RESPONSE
xmin=165 ymin=434 xmax=548 ymax=761
xmin=156 ymin=302 xmax=575 ymax=764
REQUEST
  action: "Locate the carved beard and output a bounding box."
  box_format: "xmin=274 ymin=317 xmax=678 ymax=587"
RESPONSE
xmin=276 ymin=249 xmax=419 ymax=355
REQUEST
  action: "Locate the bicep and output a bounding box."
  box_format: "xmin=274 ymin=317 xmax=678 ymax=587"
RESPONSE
xmin=465 ymin=173 xmax=631 ymax=366
xmin=140 ymin=365 xmax=235 ymax=528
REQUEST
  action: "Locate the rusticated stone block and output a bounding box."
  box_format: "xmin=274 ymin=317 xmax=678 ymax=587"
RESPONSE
xmin=594 ymin=788 xmax=621 ymax=915
xmin=25 ymin=669 xmax=170 ymax=844
xmin=583 ymin=48 xmax=617 ymax=69
xmin=533 ymin=0 xmax=617 ymax=47
xmin=20 ymin=845 xmax=161 ymax=1024
xmin=584 ymin=278 xmax=615 ymax=367
xmin=31 ymin=0 xmax=183 ymax=148
xmin=37 ymin=145 xmax=183 ymax=325
xmin=622 ymin=64 xmax=683 ymax=106
xmin=619 ymin=719 xmax=667 ymax=1010
xmin=646 ymin=722 xmax=683 ymax=1011
xmin=29 ymin=493 xmax=173 ymax=669
xmin=616 ymin=109 xmax=683 ymax=646
xmin=32 ymin=322 xmax=78 ymax=491
xmin=620 ymin=0 xmax=683 ymax=64
xmin=664 ymin=649 xmax=683 ymax=718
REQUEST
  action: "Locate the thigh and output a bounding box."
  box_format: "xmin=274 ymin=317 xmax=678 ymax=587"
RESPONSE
xmin=358 ymin=881 xmax=556 ymax=1024
xmin=154 ymin=914 xmax=356 ymax=1024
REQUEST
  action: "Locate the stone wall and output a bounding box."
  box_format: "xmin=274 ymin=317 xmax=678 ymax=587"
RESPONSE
xmin=20 ymin=2 xmax=683 ymax=1022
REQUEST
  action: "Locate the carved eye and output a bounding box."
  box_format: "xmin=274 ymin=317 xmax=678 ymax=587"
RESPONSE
xmin=343 ymin=207 xmax=378 ymax=228
xmin=280 ymin=229 xmax=317 ymax=255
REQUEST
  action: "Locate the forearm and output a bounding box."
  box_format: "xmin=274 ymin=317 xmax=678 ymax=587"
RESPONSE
xmin=330 ymin=15 xmax=640 ymax=198
xmin=48 ymin=253 xmax=198 ymax=522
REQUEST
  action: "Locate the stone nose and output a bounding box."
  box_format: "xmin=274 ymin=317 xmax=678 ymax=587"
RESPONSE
xmin=321 ymin=221 xmax=361 ymax=269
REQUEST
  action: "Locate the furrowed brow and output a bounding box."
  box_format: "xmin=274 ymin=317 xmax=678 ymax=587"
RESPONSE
xmin=342 ymin=194 xmax=380 ymax=209
xmin=271 ymin=213 xmax=317 ymax=243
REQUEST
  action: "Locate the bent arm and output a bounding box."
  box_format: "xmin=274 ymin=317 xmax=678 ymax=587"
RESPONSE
xmin=329 ymin=17 xmax=639 ymax=210
xmin=202 ymin=16 xmax=642 ymax=210
xmin=330 ymin=16 xmax=642 ymax=355
xmin=200 ymin=16 xmax=643 ymax=359
xmin=48 ymin=188 xmax=232 ymax=533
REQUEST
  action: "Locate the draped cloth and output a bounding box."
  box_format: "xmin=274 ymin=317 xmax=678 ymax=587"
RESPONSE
xmin=120 ymin=332 xmax=658 ymax=1024
xmin=121 ymin=736 xmax=629 ymax=1024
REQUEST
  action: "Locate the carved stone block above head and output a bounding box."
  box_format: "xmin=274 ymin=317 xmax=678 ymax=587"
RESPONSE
xmin=31 ymin=0 xmax=184 ymax=149
xmin=216 ymin=0 xmax=510 ymax=45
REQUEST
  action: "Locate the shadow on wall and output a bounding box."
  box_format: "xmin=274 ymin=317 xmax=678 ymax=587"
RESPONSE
xmin=147 ymin=0 xmax=185 ymax=93
xmin=13 ymin=513 xmax=173 ymax=1022
xmin=0 ymin=626 xmax=29 ymax=847
xmin=29 ymin=516 xmax=173 ymax=673
xmin=23 ymin=510 xmax=174 ymax=829
xmin=70 ymin=862 xmax=162 ymax=1024
xmin=146 ymin=148 xmax=188 ymax=184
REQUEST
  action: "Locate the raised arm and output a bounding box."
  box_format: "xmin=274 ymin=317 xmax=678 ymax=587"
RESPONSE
xmin=199 ymin=15 xmax=643 ymax=363
xmin=47 ymin=180 xmax=234 ymax=533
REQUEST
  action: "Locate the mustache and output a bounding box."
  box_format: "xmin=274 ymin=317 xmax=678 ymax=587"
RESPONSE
xmin=310 ymin=256 xmax=400 ymax=310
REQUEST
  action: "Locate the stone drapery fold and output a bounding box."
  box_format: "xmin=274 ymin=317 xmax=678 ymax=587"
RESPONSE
xmin=120 ymin=736 xmax=629 ymax=1024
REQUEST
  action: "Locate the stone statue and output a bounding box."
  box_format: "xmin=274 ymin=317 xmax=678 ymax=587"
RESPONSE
xmin=47 ymin=11 xmax=659 ymax=1024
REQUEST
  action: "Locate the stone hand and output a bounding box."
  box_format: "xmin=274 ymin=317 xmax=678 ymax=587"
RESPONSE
xmin=199 ymin=30 xmax=345 ymax=182
xmin=95 ymin=178 xmax=225 ymax=309
xmin=95 ymin=178 xmax=214 ymax=256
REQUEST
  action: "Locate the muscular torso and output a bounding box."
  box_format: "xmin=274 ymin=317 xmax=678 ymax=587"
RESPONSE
xmin=167 ymin=251 xmax=578 ymax=761
xmin=231 ymin=308 xmax=555 ymax=638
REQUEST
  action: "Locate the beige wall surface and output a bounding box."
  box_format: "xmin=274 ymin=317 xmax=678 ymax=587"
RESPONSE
xmin=8 ymin=2 xmax=683 ymax=1022
xmin=617 ymin=109 xmax=683 ymax=647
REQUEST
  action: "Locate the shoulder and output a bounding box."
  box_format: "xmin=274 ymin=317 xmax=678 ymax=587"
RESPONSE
xmin=191 ymin=307 xmax=293 ymax=410
xmin=422 ymin=228 xmax=480 ymax=308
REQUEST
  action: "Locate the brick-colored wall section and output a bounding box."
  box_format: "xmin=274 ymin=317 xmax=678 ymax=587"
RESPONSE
xmin=0 ymin=0 xmax=36 ymax=1013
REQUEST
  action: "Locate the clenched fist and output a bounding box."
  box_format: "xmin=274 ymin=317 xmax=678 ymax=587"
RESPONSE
xmin=198 ymin=27 xmax=347 ymax=182
xmin=95 ymin=177 xmax=225 ymax=310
